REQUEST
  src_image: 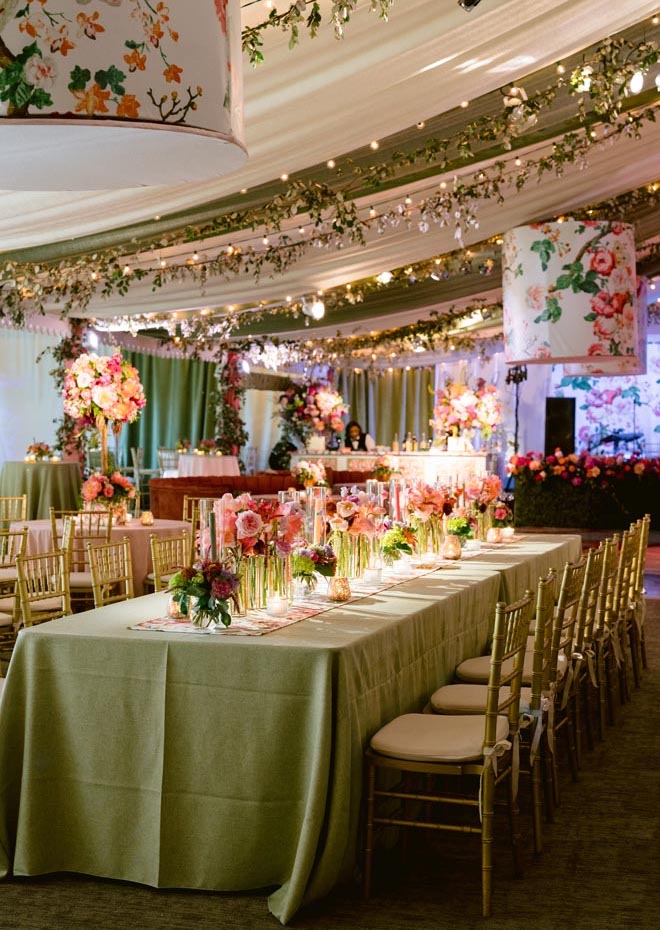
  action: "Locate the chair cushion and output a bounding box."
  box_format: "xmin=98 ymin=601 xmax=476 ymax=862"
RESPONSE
xmin=69 ymin=571 xmax=93 ymax=588
xmin=455 ymin=651 xmax=534 ymax=686
xmin=0 ymin=568 xmax=18 ymax=584
xmin=0 ymin=612 xmax=15 ymax=628
xmin=370 ymin=712 xmax=510 ymax=763
xmin=27 ymin=598 xmax=64 ymax=614
xmin=0 ymin=596 xmax=16 ymax=612
xmin=430 ymin=684 xmax=532 ymax=716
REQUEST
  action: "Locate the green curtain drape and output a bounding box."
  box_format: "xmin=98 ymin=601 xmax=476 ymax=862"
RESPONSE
xmin=337 ymin=367 xmax=435 ymax=447
xmin=117 ymin=351 xmax=217 ymax=469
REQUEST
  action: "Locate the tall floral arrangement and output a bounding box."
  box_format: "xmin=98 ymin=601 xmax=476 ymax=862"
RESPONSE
xmin=278 ymin=381 xmax=348 ymax=444
xmin=432 ymin=379 xmax=501 ymax=439
xmin=62 ymin=350 xmax=145 ymax=475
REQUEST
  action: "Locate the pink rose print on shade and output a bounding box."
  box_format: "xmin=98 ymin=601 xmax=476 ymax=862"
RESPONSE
xmin=589 ymin=248 xmax=616 ymax=276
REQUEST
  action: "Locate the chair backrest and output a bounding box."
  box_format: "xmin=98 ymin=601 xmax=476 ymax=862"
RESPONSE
xmin=0 ymin=527 xmax=28 ymax=571
xmin=549 ymin=557 xmax=587 ymax=683
xmin=182 ymin=494 xmax=207 ymax=523
xmin=63 ymin=510 xmax=113 ymax=574
xmin=157 ymin=448 xmax=179 ymax=474
xmin=632 ymin=514 xmax=651 ymax=601
xmin=49 ymin=506 xmax=83 ymax=550
xmin=613 ymin=526 xmax=639 ymax=621
xmin=16 ymin=549 xmax=71 ymax=627
xmin=88 ymin=537 xmax=134 ymax=607
xmin=528 ymin=569 xmax=557 ymax=712
xmin=595 ymin=534 xmax=620 ymax=635
xmin=574 ymin=545 xmax=605 ymax=653
xmin=484 ymin=590 xmax=536 ymax=747
xmin=150 ymin=531 xmax=191 ymax=591
xmin=0 ymin=495 xmax=28 ymax=529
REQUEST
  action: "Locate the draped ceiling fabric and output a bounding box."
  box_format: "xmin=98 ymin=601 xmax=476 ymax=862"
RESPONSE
xmin=0 ymin=0 xmax=659 ymax=347
xmin=0 ymin=0 xmax=657 ymax=250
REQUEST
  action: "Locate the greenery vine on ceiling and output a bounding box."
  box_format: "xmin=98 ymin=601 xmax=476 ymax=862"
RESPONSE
xmin=241 ymin=1 xmax=394 ymax=67
xmin=0 ymin=31 xmax=658 ymax=329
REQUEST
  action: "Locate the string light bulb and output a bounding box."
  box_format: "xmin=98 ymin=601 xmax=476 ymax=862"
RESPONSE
xmin=369 ymin=140 xmax=379 ymax=150
xmin=629 ymin=71 xmax=644 ymax=94
xmin=327 ymin=159 xmax=336 ymax=168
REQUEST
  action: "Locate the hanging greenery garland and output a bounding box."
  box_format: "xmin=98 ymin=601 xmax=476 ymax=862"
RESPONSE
xmin=242 ymin=1 xmax=395 ymax=67
xmin=0 ymin=32 xmax=658 ymax=327
xmin=214 ymin=350 xmax=249 ymax=461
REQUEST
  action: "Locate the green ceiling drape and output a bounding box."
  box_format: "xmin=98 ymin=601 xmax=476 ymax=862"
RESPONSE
xmin=117 ymin=351 xmax=217 ymax=470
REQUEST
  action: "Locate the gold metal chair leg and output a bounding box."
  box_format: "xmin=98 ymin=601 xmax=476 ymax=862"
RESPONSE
xmin=363 ymin=762 xmax=376 ymax=901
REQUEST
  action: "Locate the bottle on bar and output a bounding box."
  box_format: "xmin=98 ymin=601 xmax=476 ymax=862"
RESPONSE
xmin=412 ymin=434 xmax=418 ymax=452
xmin=392 ymin=432 xmax=399 ymax=452
xmin=420 ymin=432 xmax=428 ymax=451
xmin=404 ymin=431 xmax=413 ymax=452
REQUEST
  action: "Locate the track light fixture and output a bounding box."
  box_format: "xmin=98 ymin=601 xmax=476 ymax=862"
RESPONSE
xmin=302 ymin=297 xmax=326 ymax=321
xmin=458 ymin=0 xmax=483 ymax=10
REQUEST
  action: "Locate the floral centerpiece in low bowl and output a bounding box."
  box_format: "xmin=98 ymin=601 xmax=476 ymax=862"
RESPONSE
xmin=167 ymin=560 xmax=240 ymax=628
xmin=372 ymin=454 xmax=398 ymax=481
xmin=291 ymin=544 xmax=337 ymax=594
xmin=25 ymin=442 xmax=53 ymax=461
xmin=197 ymin=438 xmax=218 ymax=455
xmin=291 ymin=459 xmax=328 ymax=488
xmin=80 ymin=470 xmax=136 ymax=523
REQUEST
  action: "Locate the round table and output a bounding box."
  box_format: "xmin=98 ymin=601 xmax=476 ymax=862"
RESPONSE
xmin=15 ymin=518 xmax=189 ymax=596
xmin=177 ymin=453 xmax=240 ymax=478
xmin=0 ymin=461 xmax=82 ymax=520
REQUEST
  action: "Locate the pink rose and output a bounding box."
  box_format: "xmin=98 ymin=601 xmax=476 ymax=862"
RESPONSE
xmin=594 ymin=316 xmax=617 ymax=339
xmin=235 ymin=510 xmax=263 ymax=540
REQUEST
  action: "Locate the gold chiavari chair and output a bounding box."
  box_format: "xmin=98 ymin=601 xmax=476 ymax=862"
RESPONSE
xmin=593 ymin=534 xmax=621 ymax=734
xmin=62 ymin=510 xmax=113 ymax=611
xmin=612 ymin=525 xmax=640 ymax=704
xmin=49 ymin=506 xmax=83 ymax=549
xmin=0 ymin=494 xmax=27 ymax=531
xmin=149 ymin=530 xmax=191 ymax=592
xmin=0 ymin=527 xmax=29 ymax=667
xmin=627 ymin=513 xmax=651 ymax=687
xmin=16 ymin=548 xmax=71 ymax=628
xmin=430 ymin=570 xmax=556 ymax=854
xmin=88 ymin=537 xmax=135 ymax=608
xmin=363 ymin=590 xmax=535 ymax=917
xmin=571 ymin=545 xmax=606 ymax=761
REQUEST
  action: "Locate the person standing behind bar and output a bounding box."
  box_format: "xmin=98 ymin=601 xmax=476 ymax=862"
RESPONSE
xmin=344 ymin=420 xmax=376 ymax=452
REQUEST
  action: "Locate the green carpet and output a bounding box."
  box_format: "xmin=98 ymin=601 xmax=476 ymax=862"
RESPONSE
xmin=2 ymin=600 xmax=659 ymax=930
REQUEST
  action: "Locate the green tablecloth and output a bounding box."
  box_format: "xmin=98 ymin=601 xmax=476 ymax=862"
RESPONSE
xmin=0 ymin=461 xmax=81 ymax=520
xmin=0 ymin=534 xmax=580 ymax=923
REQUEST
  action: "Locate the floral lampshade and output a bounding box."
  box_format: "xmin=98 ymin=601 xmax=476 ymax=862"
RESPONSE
xmin=502 ymin=220 xmax=641 ymax=368
xmin=563 ymin=279 xmax=648 ymax=377
xmin=0 ymin=0 xmax=245 ymax=189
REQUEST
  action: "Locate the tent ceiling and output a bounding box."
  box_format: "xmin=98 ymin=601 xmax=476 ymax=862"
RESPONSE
xmin=1 ymin=0 xmax=660 ymax=344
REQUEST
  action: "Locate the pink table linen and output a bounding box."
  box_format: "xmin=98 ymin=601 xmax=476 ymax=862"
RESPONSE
xmin=14 ymin=519 xmax=189 ymax=596
xmin=176 ymin=454 xmax=240 ymax=478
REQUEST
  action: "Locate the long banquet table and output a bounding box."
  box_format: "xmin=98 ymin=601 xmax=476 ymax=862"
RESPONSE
xmin=0 ymin=534 xmax=580 ymax=923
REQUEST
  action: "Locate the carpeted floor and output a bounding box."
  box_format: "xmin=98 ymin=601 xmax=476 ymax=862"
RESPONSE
xmin=2 ymin=601 xmax=659 ymax=930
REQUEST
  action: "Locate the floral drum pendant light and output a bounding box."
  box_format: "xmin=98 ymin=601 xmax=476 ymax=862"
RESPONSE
xmin=0 ymin=0 xmax=246 ymax=189
xmin=502 ymin=220 xmax=643 ymax=374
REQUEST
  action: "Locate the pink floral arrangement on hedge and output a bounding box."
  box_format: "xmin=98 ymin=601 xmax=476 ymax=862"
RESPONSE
xmin=81 ymin=470 xmax=136 ymax=504
xmin=197 ymin=438 xmax=217 ymax=453
xmin=432 ymin=379 xmax=501 ymax=438
xmin=508 ymin=450 xmax=660 ymax=488
xmin=63 ymin=352 xmax=145 ymax=426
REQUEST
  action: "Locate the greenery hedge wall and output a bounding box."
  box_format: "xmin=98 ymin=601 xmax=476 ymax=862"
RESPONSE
xmin=514 ymin=474 xmax=659 ymax=530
